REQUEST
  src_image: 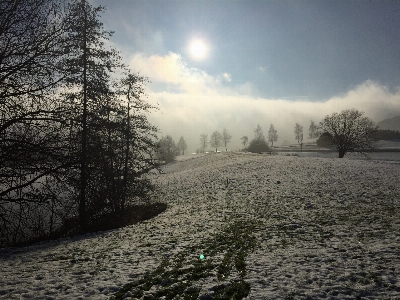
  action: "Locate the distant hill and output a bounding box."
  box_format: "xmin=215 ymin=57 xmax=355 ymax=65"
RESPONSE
xmin=377 ymin=115 xmax=400 ymax=131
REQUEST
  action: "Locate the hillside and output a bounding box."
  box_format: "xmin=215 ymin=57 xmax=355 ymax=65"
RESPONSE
xmin=1 ymin=153 xmax=400 ymax=299
xmin=377 ymin=115 xmax=400 ymax=132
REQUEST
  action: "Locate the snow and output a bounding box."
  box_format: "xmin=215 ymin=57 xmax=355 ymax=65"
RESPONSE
xmin=1 ymin=152 xmax=400 ymax=299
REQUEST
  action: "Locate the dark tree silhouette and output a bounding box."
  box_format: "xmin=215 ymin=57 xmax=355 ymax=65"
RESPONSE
xmin=0 ymin=0 xmax=159 ymax=246
xmin=157 ymin=136 xmax=180 ymax=163
xmin=62 ymin=0 xmax=123 ymax=231
xmin=320 ymin=109 xmax=377 ymax=158
xmin=0 ymin=0 xmax=74 ymax=244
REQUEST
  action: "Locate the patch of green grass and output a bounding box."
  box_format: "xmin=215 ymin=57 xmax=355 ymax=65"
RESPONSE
xmin=110 ymin=217 xmax=259 ymax=300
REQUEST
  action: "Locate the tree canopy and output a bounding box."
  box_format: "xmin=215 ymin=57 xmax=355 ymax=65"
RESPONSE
xmin=319 ymin=108 xmax=377 ymax=158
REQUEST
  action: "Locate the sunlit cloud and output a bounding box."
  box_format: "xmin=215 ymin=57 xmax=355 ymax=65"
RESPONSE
xmin=222 ymin=73 xmax=232 ymax=82
xmin=128 ymin=52 xmax=400 ymax=152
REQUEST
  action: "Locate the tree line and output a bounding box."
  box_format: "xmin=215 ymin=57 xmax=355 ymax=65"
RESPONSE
xmin=159 ymin=108 xmax=384 ymax=162
xmin=1 ymin=0 xmax=159 ymax=246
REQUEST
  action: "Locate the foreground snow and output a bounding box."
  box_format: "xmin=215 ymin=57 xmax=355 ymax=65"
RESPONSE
xmin=1 ymin=153 xmax=400 ymax=299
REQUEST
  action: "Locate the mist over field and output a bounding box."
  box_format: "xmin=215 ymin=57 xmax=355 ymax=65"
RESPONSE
xmin=2 ymin=1 xmax=400 ymax=299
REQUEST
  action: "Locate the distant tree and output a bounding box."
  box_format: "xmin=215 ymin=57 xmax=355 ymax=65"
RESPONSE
xmin=241 ymin=136 xmax=249 ymax=149
xmin=308 ymin=120 xmax=320 ymax=141
xmin=294 ymin=123 xmax=304 ymax=151
xmin=210 ymin=131 xmax=223 ymax=152
xmin=199 ymin=134 xmax=208 ymax=153
xmin=319 ymin=108 xmax=377 ymax=158
xmin=247 ymin=125 xmax=270 ymax=153
xmin=177 ymin=136 xmax=187 ymax=155
xmin=157 ymin=136 xmax=180 ymax=163
xmin=268 ymin=124 xmax=278 ymax=146
xmin=222 ymin=128 xmax=232 ymax=151
xmin=254 ymin=124 xmax=265 ymax=140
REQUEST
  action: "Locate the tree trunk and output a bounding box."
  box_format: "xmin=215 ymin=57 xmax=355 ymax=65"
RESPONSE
xmin=338 ymin=149 xmax=346 ymax=158
xmin=79 ymin=0 xmax=88 ymax=233
xmin=122 ymin=94 xmax=131 ymax=212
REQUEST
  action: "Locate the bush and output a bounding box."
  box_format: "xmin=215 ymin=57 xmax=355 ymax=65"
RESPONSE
xmin=316 ymin=132 xmax=334 ymax=147
xmin=157 ymin=135 xmax=180 ymax=163
xmin=246 ymin=138 xmax=270 ymax=153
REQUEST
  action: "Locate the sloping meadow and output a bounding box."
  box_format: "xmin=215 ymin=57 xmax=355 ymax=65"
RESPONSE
xmin=1 ymin=153 xmax=400 ymax=299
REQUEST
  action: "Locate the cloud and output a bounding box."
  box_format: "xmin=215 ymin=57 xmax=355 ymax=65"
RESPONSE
xmin=258 ymin=66 xmax=266 ymax=72
xmin=128 ymin=52 xmax=400 ymax=152
xmin=222 ymin=73 xmax=232 ymax=82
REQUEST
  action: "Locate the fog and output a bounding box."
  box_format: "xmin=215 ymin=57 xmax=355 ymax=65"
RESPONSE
xmin=129 ymin=52 xmax=400 ymax=153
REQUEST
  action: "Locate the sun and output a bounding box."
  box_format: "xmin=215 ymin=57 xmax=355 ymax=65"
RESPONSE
xmin=189 ymin=39 xmax=208 ymax=60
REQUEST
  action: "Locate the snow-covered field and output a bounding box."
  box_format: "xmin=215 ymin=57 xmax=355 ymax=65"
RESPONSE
xmin=1 ymin=152 xmax=400 ymax=299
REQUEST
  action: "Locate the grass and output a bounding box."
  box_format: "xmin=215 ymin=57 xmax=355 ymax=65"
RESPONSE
xmin=8 ymin=202 xmax=168 ymax=248
xmin=111 ymin=216 xmax=260 ymax=300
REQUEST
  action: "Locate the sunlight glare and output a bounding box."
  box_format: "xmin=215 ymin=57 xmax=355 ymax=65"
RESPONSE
xmin=190 ymin=39 xmax=207 ymax=60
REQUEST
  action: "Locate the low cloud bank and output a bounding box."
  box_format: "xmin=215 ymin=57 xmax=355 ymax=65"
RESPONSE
xmin=129 ymin=52 xmax=400 ymax=152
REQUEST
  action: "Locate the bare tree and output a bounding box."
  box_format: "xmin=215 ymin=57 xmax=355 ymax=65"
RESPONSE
xmin=199 ymin=134 xmax=208 ymax=153
xmin=222 ymin=128 xmax=232 ymax=151
xmin=1 ymin=0 xmax=72 ymax=199
xmin=63 ymin=0 xmax=123 ymax=231
xmin=177 ymin=136 xmax=187 ymax=155
xmin=0 ymin=0 xmax=160 ymax=246
xmin=294 ymin=123 xmax=304 ymax=151
xmin=268 ymin=124 xmax=278 ymax=146
xmin=210 ymin=131 xmax=223 ymax=152
xmin=240 ymin=136 xmax=248 ymax=149
xmin=0 ymin=0 xmax=74 ymax=245
xmin=116 ymin=70 xmax=158 ymax=211
xmin=319 ymin=108 xmax=377 ymax=158
xmin=308 ymin=120 xmax=320 ymax=142
xmin=254 ymin=124 xmax=265 ymax=141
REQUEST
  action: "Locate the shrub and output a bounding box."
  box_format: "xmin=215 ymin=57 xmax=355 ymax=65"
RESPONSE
xmin=157 ymin=135 xmax=180 ymax=163
xmin=246 ymin=138 xmax=270 ymax=153
xmin=316 ymin=132 xmax=334 ymax=147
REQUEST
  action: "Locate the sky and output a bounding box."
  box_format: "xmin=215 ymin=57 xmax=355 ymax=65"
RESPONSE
xmin=90 ymin=0 xmax=400 ymax=151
